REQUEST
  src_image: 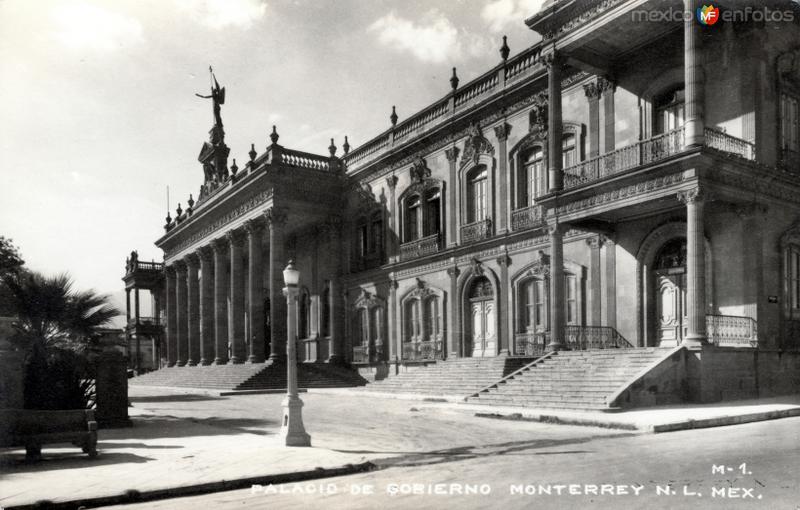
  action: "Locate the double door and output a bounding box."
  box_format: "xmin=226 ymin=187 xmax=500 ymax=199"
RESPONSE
xmin=470 ymin=298 xmax=496 ymax=357
xmin=656 ymin=270 xmax=688 ymax=345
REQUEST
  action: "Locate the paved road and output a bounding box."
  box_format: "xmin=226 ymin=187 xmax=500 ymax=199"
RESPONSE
xmin=105 ymin=388 xmax=800 ymax=510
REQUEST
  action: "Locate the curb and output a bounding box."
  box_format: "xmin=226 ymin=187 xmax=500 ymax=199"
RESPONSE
xmin=218 ymin=389 xmax=308 ymax=396
xmin=650 ymin=407 xmax=800 ymax=433
xmin=5 ymin=461 xmax=376 ymax=510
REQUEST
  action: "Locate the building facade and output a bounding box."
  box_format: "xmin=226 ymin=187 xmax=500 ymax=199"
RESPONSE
xmin=135 ymin=0 xmax=800 ymax=389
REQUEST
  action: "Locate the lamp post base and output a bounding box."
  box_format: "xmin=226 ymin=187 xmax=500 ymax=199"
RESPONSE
xmin=279 ymin=396 xmax=311 ymax=447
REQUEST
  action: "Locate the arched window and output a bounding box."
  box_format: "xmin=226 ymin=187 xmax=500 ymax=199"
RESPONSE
xmin=654 ymin=87 xmax=685 ymax=134
xmin=565 ymin=273 xmax=578 ymax=325
xmin=425 ymin=188 xmax=441 ymax=237
xmin=467 ymin=166 xmax=488 ymax=223
xmin=426 ymin=295 xmax=441 ymax=340
xmin=562 ymin=134 xmax=577 ymax=169
xmin=521 ymin=147 xmax=545 ymax=206
xmin=404 ymin=299 xmax=420 ymax=341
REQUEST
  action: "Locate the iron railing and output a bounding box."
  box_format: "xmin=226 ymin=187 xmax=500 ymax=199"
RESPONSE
xmin=399 ymin=233 xmax=441 ymax=261
xmin=564 ymin=128 xmax=684 ymax=189
xmin=514 ymin=331 xmax=548 ymax=356
xmin=352 ymin=344 xmax=385 ymax=363
xmin=564 ymin=325 xmax=634 ymax=350
xmin=511 ymin=205 xmax=545 ymax=232
xmin=704 ymin=128 xmax=756 ymax=160
xmin=402 ymin=340 xmax=444 ymax=361
xmin=128 ymin=316 xmax=161 ymax=327
xmin=460 ymin=218 xmax=492 ymax=244
xmin=706 ymin=314 xmax=757 ymax=347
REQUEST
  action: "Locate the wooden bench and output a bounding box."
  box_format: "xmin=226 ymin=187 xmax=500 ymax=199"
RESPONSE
xmin=0 ymin=408 xmax=98 ymax=460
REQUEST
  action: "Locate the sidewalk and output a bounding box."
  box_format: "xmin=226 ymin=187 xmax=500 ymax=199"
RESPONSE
xmin=1 ymin=387 xmax=799 ymax=509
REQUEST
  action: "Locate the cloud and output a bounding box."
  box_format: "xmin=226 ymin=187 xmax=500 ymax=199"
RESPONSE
xmin=368 ymin=10 xmax=461 ymax=64
xmin=176 ymin=0 xmax=267 ymax=30
xmin=51 ymin=2 xmax=143 ymax=51
xmin=481 ymin=0 xmax=547 ymax=33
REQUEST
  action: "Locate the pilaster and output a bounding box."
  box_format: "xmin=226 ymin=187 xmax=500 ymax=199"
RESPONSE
xmin=447 ymin=265 xmax=460 ymax=358
xmin=445 ymin=147 xmax=460 ymax=247
xmin=494 ymin=123 xmax=512 ymax=234
xmin=586 ymin=236 xmax=603 ymax=326
xmin=600 ymin=78 xmax=616 ymax=153
xmin=548 ymin=222 xmax=566 ymax=351
xmin=583 ymin=81 xmax=602 ymax=158
xmin=496 ymin=252 xmax=511 ymax=354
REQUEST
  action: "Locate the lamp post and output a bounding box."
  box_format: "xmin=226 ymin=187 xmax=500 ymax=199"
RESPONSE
xmin=279 ymin=260 xmax=311 ymax=447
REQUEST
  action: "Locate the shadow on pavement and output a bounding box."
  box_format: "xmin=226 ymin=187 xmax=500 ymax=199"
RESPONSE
xmin=0 ymin=451 xmax=155 ymax=473
xmin=130 ymin=394 xmax=228 ymax=403
xmin=98 ymin=416 xmax=278 ymax=440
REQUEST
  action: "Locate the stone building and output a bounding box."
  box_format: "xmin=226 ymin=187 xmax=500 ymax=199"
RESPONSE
xmin=129 ymin=0 xmax=800 ymax=405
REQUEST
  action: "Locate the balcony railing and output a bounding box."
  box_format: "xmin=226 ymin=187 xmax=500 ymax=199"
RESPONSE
xmin=402 ymin=340 xmax=444 ymax=362
xmin=128 ymin=316 xmax=161 ymax=327
xmin=514 ymin=331 xmax=548 ymax=356
xmin=564 ymin=128 xmax=685 ymax=189
xmin=460 ymin=218 xmax=492 ymax=244
xmin=564 ymin=325 xmax=633 ymax=350
xmin=706 ymin=315 xmax=757 ymax=347
xmin=511 ymin=205 xmax=545 ymax=232
xmin=399 ymin=233 xmax=441 ymax=261
xmin=352 ymin=344 xmax=385 ymax=363
xmin=704 ymin=128 xmax=756 ymax=160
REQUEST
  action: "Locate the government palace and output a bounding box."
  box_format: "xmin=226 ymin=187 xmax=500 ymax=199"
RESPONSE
xmin=125 ymin=0 xmax=800 ymax=408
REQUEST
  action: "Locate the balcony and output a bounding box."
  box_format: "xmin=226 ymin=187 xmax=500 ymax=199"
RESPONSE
xmin=399 ymin=233 xmax=441 ymax=261
xmin=514 ymin=331 xmax=548 ymax=356
xmin=706 ymin=315 xmax=757 ymax=348
xmin=704 ymin=128 xmax=756 ymax=160
xmin=460 ymin=218 xmax=492 ymax=244
xmin=402 ymin=340 xmax=444 ymax=362
xmin=511 ymin=205 xmax=545 ymax=232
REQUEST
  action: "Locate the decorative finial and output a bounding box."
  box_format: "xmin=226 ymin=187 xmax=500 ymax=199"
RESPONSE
xmin=187 ymin=194 xmax=195 ymax=209
xmin=450 ymin=67 xmax=459 ymax=91
xmin=500 ymin=35 xmax=510 ymax=61
xmin=343 ymin=135 xmax=350 ymax=155
xmin=176 ymin=203 xmax=183 ymax=217
xmin=230 ymin=159 xmax=238 ymax=176
xmin=249 ymin=143 xmax=257 ymax=162
xmin=328 ymin=138 xmax=337 ymax=157
xmin=390 ymin=106 xmax=398 ymax=127
xmin=165 ymin=211 xmax=172 ymax=226
xmin=270 ymin=125 xmax=279 ymax=145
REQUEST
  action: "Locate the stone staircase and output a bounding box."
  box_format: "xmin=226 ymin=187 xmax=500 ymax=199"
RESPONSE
xmin=465 ymin=348 xmax=671 ymax=410
xmin=359 ymin=357 xmax=538 ymax=397
xmin=129 ymin=362 xmax=367 ymax=391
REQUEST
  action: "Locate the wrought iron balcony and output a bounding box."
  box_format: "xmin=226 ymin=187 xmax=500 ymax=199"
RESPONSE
xmin=402 ymin=340 xmax=444 ymax=362
xmin=514 ymin=331 xmax=548 ymax=357
xmin=564 ymin=128 xmax=685 ymax=189
xmin=564 ymin=325 xmax=633 ymax=350
xmin=399 ymin=233 xmax=441 ymax=261
xmin=704 ymin=128 xmax=756 ymax=161
xmin=460 ymin=218 xmax=492 ymax=244
xmin=706 ymin=314 xmax=757 ymax=347
xmin=511 ymin=205 xmax=545 ymax=232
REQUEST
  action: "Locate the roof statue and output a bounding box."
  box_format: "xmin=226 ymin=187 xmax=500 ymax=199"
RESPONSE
xmin=195 ymin=66 xmax=226 ymax=130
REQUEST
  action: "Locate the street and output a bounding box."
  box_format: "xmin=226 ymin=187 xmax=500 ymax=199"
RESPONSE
xmin=103 ymin=388 xmax=800 ymax=510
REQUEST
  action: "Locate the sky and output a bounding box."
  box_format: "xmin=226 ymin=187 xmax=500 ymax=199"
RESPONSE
xmin=0 ymin=0 xmax=545 ymax=326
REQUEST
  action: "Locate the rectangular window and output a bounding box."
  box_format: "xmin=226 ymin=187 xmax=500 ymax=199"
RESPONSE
xmin=426 ymin=297 xmax=440 ymax=340
xmin=358 ymin=225 xmax=367 ymax=257
xmin=565 ymin=274 xmax=578 ymax=324
xmin=791 ymin=248 xmax=800 ymax=310
xmin=782 ymin=93 xmax=799 ymax=153
xmin=371 ymin=220 xmax=382 ymax=254
xmin=535 ymin=280 xmax=545 ymax=329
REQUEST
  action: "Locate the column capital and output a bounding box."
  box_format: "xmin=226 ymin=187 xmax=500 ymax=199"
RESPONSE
xmin=165 ymin=264 xmax=177 ymax=277
xmin=265 ymin=206 xmax=288 ymax=227
xmin=586 ymin=236 xmax=604 ymax=250
xmin=598 ymin=77 xmax=616 ymax=93
xmin=244 ymin=217 xmax=266 ymax=235
xmin=211 ymin=236 xmax=229 ymax=253
xmin=385 ymin=175 xmax=398 ymax=189
xmin=225 ymin=228 xmax=246 ymax=247
xmin=677 ymin=188 xmax=710 ymax=205
xmin=184 ymin=252 xmax=200 ymax=269
xmin=445 ymin=146 xmax=460 ymax=162
xmin=496 ymin=254 xmax=511 ymax=267
xmin=493 ymin=122 xmax=512 ymax=142
xmin=583 ymin=81 xmax=603 ymax=100
xmin=173 ymin=259 xmax=187 ymax=274
xmin=389 ymin=279 xmax=399 ymax=291
xmin=447 ymin=266 xmax=460 ymax=278
xmin=197 ymin=245 xmax=214 ymax=262
xmin=539 ymin=51 xmax=562 ymax=70
xmin=547 ymin=222 xmax=568 ymax=236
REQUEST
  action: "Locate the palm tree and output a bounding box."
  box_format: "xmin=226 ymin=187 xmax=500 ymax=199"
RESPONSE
xmin=2 ymin=272 xmax=120 ymax=409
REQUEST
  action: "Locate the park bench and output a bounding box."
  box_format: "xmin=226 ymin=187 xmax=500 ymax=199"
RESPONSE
xmin=0 ymin=408 xmax=98 ymax=460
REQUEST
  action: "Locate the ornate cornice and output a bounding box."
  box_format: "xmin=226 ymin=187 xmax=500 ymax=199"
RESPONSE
xmin=354 ymin=289 xmax=385 ymax=309
xmin=554 ymin=172 xmax=687 ymax=215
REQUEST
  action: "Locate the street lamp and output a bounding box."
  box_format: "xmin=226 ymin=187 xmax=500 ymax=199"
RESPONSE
xmin=279 ymin=260 xmax=311 ymax=447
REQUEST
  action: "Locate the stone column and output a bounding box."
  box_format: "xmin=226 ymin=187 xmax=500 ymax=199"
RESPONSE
xmin=545 ymin=52 xmax=563 ymax=191
xmin=165 ymin=266 xmax=177 ymax=366
xmin=326 ymin=217 xmax=343 ymax=363
xmin=198 ymin=246 xmax=214 ymax=365
xmin=496 ymin=253 xmax=511 ymax=354
xmin=494 ymin=123 xmax=511 ymax=234
xmin=600 ymin=78 xmax=616 ymax=153
xmin=587 ymin=236 xmax=603 ymax=326
xmin=548 ymin=223 xmax=566 ymax=351
xmin=445 ymin=147 xmax=460 ymax=246
xmin=125 ymin=289 xmax=131 ymax=323
xmin=684 ymin=0 xmax=705 ymax=147
xmin=245 ymin=219 xmax=266 ymax=363
xmin=447 ymin=266 xmax=460 ymax=358
xmin=603 ymin=236 xmax=617 ymax=329
xmin=227 ymin=229 xmax=246 ymax=363
xmin=679 ymin=188 xmax=707 ymax=347
xmin=267 ymin=207 xmax=288 ymax=361
xmin=388 ymin=279 xmax=399 ymax=363
xmin=185 ymin=254 xmax=200 ymax=366
xmin=584 ymin=81 xmax=602 ymax=158
xmin=174 ymin=260 xmax=188 ymax=366
xmin=212 ymin=237 xmax=229 ymax=364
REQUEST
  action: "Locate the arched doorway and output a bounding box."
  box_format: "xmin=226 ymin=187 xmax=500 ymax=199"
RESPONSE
xmin=653 ymin=238 xmax=687 ymax=346
xmin=466 ymin=276 xmax=496 ymax=357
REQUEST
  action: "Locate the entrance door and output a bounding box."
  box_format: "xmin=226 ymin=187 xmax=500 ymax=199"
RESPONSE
xmin=653 ymin=238 xmax=688 ymax=346
xmin=467 ymin=276 xmax=496 ymax=357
